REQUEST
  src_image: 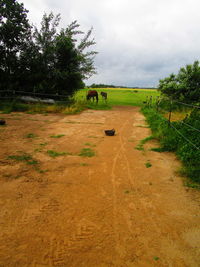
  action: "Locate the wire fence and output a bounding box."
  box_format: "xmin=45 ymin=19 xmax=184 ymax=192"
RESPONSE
xmin=0 ymin=90 xmax=73 ymax=104
xmin=172 ymin=100 xmax=200 ymax=109
xmin=0 ymin=90 xmax=70 ymax=99
xmin=144 ymin=96 xmax=200 ymax=151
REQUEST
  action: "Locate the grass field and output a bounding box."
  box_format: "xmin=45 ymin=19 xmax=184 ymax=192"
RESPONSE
xmin=75 ymin=88 xmax=160 ymax=108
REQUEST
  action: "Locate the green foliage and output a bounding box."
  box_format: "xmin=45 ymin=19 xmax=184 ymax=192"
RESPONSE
xmin=135 ymin=136 xmax=154 ymax=151
xmin=0 ymin=0 xmax=30 ymax=91
xmin=0 ymin=2 xmax=97 ymax=98
xmin=25 ymin=133 xmax=37 ymax=138
xmin=47 ymin=150 xmax=69 ymax=158
xmin=158 ymin=61 xmax=200 ymax=103
xmin=79 ymin=148 xmax=95 ymax=157
xmin=7 ymin=153 xmax=38 ymax=165
xmin=145 ymin=161 xmax=152 ymax=168
xmin=50 ymin=134 xmax=65 ymax=138
xmin=142 ymin=107 xmax=200 ymax=183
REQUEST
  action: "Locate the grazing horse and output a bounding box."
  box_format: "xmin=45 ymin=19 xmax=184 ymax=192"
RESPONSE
xmin=86 ymin=90 xmax=98 ymax=103
xmin=100 ymin=91 xmax=107 ymax=101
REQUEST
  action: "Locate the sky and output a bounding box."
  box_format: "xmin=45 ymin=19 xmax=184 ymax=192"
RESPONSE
xmin=19 ymin=0 xmax=200 ymax=87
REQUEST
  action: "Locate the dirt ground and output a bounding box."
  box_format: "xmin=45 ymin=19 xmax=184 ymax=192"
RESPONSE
xmin=0 ymin=106 xmax=200 ymax=267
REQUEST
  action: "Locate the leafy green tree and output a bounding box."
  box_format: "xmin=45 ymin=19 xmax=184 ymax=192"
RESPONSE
xmin=158 ymin=61 xmax=200 ymax=103
xmin=0 ymin=2 xmax=97 ymax=99
xmin=0 ymin=0 xmax=30 ymax=91
xmin=32 ymin=15 xmax=97 ymax=97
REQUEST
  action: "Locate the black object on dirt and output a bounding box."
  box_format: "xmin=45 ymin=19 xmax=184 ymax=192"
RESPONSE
xmin=105 ymin=129 xmax=115 ymax=136
xmin=0 ymin=119 xmax=6 ymax=125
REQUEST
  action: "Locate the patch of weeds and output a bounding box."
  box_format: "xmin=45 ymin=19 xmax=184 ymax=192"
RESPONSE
xmin=7 ymin=153 xmax=39 ymax=165
xmin=34 ymin=148 xmax=42 ymax=152
xmin=2 ymin=110 xmax=11 ymax=114
xmin=39 ymin=142 xmax=48 ymax=147
xmin=47 ymin=150 xmax=70 ymax=158
xmin=150 ymin=147 xmax=166 ymax=152
xmin=141 ymin=135 xmax=154 ymax=144
xmin=135 ymin=135 xmax=154 ymax=151
xmin=80 ymin=163 xmax=89 ymax=166
xmin=184 ymin=181 xmax=200 ymax=190
xmin=26 ymin=111 xmax=36 ymax=114
xmin=26 ymin=159 xmax=39 ymax=165
xmin=135 ymin=144 xmax=144 ymax=151
xmin=145 ymin=161 xmax=152 ymax=168
xmin=35 ymin=168 xmax=49 ymax=174
xmin=25 ymin=133 xmax=37 ymax=138
xmin=137 ymin=124 xmax=150 ymax=128
xmin=153 ymin=256 xmax=159 ymax=261
xmin=124 ymin=190 xmax=130 ymax=194
xmin=84 ymin=142 xmax=96 ymax=147
xmin=50 ymin=134 xmax=65 ymax=138
xmin=79 ymin=148 xmax=95 ymax=157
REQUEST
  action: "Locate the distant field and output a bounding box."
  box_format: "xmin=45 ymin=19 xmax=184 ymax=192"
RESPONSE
xmin=76 ymin=88 xmax=160 ymax=107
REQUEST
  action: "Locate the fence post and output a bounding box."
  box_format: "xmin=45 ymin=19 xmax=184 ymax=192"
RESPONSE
xmin=156 ymin=96 xmax=159 ymax=112
xmin=168 ymin=99 xmax=172 ymax=126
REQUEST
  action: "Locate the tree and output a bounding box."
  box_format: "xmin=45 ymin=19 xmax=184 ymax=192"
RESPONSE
xmin=158 ymin=61 xmax=200 ymax=103
xmin=0 ymin=2 xmax=97 ymax=99
xmin=0 ymin=0 xmax=30 ymax=91
xmin=32 ymin=15 xmax=97 ymax=97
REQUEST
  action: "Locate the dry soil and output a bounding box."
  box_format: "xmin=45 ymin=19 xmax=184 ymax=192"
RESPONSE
xmin=0 ymin=106 xmax=200 ymax=267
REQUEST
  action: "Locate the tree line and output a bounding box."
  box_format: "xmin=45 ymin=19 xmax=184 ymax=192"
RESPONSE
xmin=0 ymin=0 xmax=97 ymax=99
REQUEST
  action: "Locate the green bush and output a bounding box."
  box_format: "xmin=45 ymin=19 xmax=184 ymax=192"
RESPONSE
xmin=142 ymin=107 xmax=200 ymax=183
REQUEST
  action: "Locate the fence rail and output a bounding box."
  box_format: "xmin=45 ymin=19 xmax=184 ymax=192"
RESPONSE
xmin=0 ymin=90 xmax=69 ymax=99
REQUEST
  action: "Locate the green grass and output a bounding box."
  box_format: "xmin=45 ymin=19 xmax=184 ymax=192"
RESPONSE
xmin=39 ymin=142 xmax=48 ymax=146
xmin=80 ymin=163 xmax=89 ymax=166
xmin=84 ymin=142 xmax=96 ymax=147
xmin=75 ymin=88 xmax=160 ymax=108
xmin=47 ymin=150 xmax=70 ymax=158
xmin=79 ymin=148 xmax=95 ymax=157
xmin=50 ymin=134 xmax=65 ymax=138
xmin=135 ymin=135 xmax=154 ymax=151
xmin=145 ymin=161 xmax=152 ymax=168
xmin=7 ymin=153 xmax=39 ymax=165
xmin=25 ymin=133 xmax=37 ymax=138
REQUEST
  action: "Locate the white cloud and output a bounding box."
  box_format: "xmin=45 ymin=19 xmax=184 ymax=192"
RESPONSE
xmin=19 ymin=0 xmax=200 ymax=86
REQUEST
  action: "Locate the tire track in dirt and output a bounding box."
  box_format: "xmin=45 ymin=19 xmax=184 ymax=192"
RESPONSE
xmin=110 ymin=118 xmax=129 ymax=259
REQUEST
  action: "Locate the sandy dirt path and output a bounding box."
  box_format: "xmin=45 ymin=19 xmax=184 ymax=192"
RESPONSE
xmin=0 ymin=106 xmax=200 ymax=267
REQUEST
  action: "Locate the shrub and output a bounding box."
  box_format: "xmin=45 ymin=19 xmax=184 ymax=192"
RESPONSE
xmin=142 ymin=107 xmax=200 ymax=183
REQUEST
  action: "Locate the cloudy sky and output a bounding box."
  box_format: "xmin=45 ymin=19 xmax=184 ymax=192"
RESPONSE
xmin=20 ymin=0 xmax=200 ymax=87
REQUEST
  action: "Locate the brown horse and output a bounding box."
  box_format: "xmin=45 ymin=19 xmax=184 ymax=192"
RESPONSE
xmin=86 ymin=90 xmax=98 ymax=103
xmin=100 ymin=91 xmax=107 ymax=101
